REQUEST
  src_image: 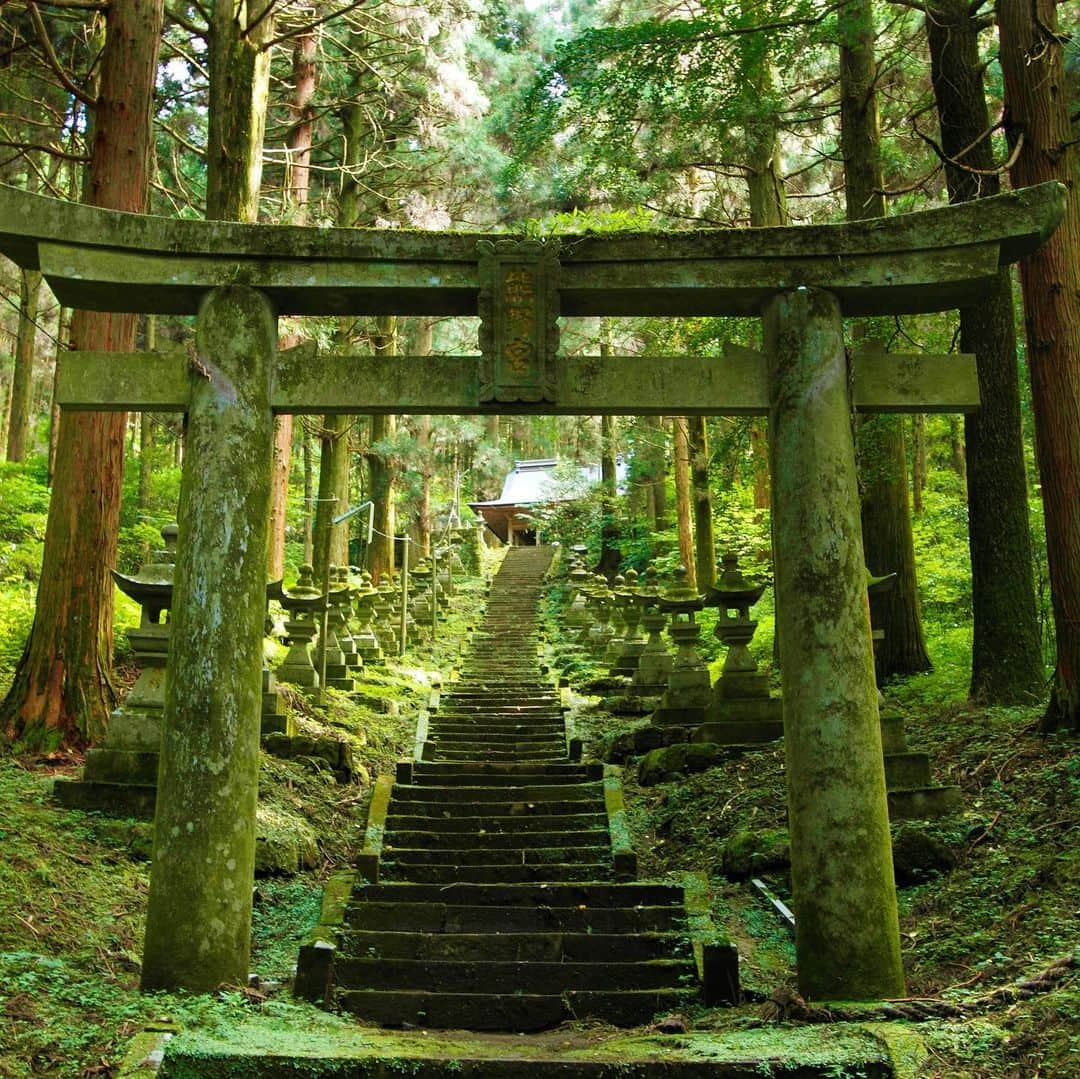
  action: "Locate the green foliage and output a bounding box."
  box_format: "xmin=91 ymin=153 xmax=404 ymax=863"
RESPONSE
xmin=0 ymin=458 xmax=49 ymax=583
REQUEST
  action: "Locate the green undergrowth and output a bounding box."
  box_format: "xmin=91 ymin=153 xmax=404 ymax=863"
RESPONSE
xmin=548 ymin=584 xmax=1078 ymax=1077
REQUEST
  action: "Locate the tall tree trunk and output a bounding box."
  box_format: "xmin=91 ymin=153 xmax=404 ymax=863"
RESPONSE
xmin=998 ymin=0 xmax=1080 ymax=730
xmin=6 ymin=268 xmax=43 ymax=462
xmin=688 ymin=416 xmax=716 ymax=590
xmin=366 ymin=317 xmax=397 ymax=582
xmin=840 ymin=0 xmax=931 ymax=676
xmin=750 ymin=422 xmax=770 ymax=510
xmin=413 ymin=319 xmax=434 ymax=558
xmin=597 ymin=324 xmax=620 ymax=576
xmin=926 ymin=0 xmax=1044 ymax=702
xmin=138 ymin=315 xmax=156 ymax=510
xmin=206 ymin=0 xmax=273 ymax=222
xmin=0 ymin=0 xmax=164 ymax=750
xmin=947 ymin=415 xmax=967 ymax=481
xmin=302 ymin=423 xmax=314 ymax=563
xmin=910 ymin=414 xmax=925 ymax=516
xmin=311 ymin=416 xmax=352 ymax=587
xmin=268 ymin=27 xmax=318 ymax=580
xmin=673 ymin=417 xmax=696 ymax=587
xmin=644 ymin=415 xmax=668 ymax=531
xmin=46 ymin=307 xmax=70 ymax=484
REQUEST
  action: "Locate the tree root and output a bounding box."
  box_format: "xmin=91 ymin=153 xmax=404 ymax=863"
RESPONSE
xmin=759 ymin=954 xmax=1078 ymax=1023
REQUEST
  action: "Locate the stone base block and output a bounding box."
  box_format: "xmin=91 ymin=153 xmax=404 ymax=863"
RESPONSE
xmin=884 ymin=751 xmax=932 ymax=789
xmin=714 ymin=671 xmax=770 ymax=699
xmin=107 ymin=712 xmax=162 ymax=752
xmin=263 ymin=732 xmax=355 ymax=779
xmin=887 ymin=785 xmax=963 ymax=820
xmin=84 ymin=748 xmax=159 ymax=785
xmin=651 ymin=705 xmax=708 ymax=728
xmin=53 ymin=778 xmax=156 ymax=818
xmin=693 ymin=717 xmax=783 ymax=745
xmin=599 ymin=695 xmax=657 ymax=716
xmin=261 ymin=708 xmax=296 ymax=737
xmin=277 ymin=665 xmax=319 ymax=690
xmin=605 ymin=724 xmax=689 ymax=763
xmin=880 ymin=710 xmax=909 ymax=754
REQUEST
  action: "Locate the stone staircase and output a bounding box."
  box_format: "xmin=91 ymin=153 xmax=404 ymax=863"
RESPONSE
xmin=298 ymin=546 xmax=733 ymax=1031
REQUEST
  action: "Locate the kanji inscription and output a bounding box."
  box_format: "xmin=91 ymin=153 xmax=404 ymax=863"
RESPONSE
xmin=477 ymin=239 xmax=560 ymax=403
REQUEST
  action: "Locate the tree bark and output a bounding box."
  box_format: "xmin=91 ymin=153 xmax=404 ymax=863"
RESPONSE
xmin=643 ymin=415 xmax=668 ymax=531
xmin=311 ymin=415 xmax=352 ymax=587
xmin=6 ymin=268 xmax=43 ymax=463
xmin=268 ymin=28 xmax=318 ymax=579
xmin=840 ymin=0 xmax=931 ymax=677
xmin=673 ymin=417 xmax=696 ymax=587
xmin=926 ymin=0 xmax=1044 ymax=702
xmin=0 ymin=0 xmax=164 ymax=750
xmin=688 ymin=416 xmax=716 ymax=590
xmin=596 ymin=324 xmax=620 ymax=577
xmin=910 ymin=414 xmax=925 ymax=516
xmin=413 ymin=319 xmax=434 ymax=558
xmin=206 ymin=0 xmax=273 ymax=222
xmin=998 ymin=0 xmax=1080 ymax=730
xmin=302 ymin=423 xmax=314 ymax=563
xmin=46 ymin=307 xmax=70 ymax=484
xmin=138 ymin=315 xmax=156 ymax=510
xmin=366 ymin=317 xmax=398 ymax=582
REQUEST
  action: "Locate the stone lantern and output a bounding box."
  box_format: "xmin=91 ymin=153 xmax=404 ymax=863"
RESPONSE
xmin=609 ymin=568 xmax=647 ymax=676
xmin=697 ymin=552 xmax=783 ymax=745
xmin=651 ymin=566 xmax=710 ymax=728
xmin=54 ymin=524 xmax=178 ymax=816
xmin=275 ymin=564 xmax=325 ymax=692
xmin=352 ymin=572 xmax=382 ymax=664
xmin=632 ymin=567 xmax=673 ymax=695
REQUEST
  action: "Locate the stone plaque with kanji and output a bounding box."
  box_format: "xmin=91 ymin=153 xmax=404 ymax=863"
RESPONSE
xmin=477 ymin=238 xmax=560 ymax=403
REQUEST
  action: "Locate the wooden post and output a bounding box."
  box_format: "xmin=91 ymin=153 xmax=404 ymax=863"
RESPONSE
xmin=763 ymin=287 xmax=905 ymax=1001
xmin=141 ymin=285 xmax=276 ymax=990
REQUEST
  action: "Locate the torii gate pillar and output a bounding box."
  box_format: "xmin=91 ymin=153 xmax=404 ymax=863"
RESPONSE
xmin=141 ymin=286 xmax=276 ymax=990
xmin=765 ymin=288 xmax=904 ymax=999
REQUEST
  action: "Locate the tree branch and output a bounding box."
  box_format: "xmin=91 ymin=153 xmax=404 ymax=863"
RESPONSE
xmin=262 ymin=0 xmax=368 ymax=51
xmin=26 ymin=1 xmax=96 ymax=108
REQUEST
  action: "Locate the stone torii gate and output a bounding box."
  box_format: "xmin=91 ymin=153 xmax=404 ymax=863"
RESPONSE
xmin=0 ymin=182 xmax=1064 ymax=1003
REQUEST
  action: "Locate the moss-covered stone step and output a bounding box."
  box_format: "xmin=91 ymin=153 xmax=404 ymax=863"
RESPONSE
xmin=392 ymin=782 xmax=603 ymax=804
xmin=443 ymin=693 xmax=559 ymax=702
xmin=386 ymin=846 xmax=611 ymax=867
xmin=334 ymin=957 xmax=692 ymax=994
xmin=427 ymin=727 xmax=566 ymax=742
xmin=407 ymin=772 xmax=598 ymax=788
xmin=410 ymin=762 xmax=602 ymax=782
xmin=385 ymin=863 xmax=611 ymax=885
xmin=343 ymin=900 xmax=688 ymax=935
xmin=425 ymin=748 xmax=568 ymax=763
xmin=334 ymin=988 xmax=695 ymax=1031
xmin=352 ymin=881 xmax=686 ymax=907
xmin=389 ymin=829 xmax=610 ymax=850
xmin=336 ymin=930 xmax=690 ymax=963
xmin=386 ymin=810 xmax=609 ymax=831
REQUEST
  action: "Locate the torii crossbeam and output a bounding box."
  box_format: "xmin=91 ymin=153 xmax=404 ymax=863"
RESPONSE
xmin=0 ymin=181 xmax=1064 ymax=1004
